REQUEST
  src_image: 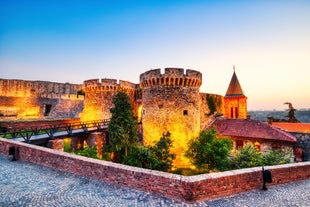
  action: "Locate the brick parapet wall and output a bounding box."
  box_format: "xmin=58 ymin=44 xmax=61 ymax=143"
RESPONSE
xmin=0 ymin=138 xmax=309 ymax=203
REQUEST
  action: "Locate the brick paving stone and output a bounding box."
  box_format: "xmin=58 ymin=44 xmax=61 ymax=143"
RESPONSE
xmin=0 ymin=154 xmax=310 ymax=207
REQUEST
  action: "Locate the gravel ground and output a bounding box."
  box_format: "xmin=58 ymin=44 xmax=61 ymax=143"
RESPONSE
xmin=1 ymin=154 xmax=309 ymax=207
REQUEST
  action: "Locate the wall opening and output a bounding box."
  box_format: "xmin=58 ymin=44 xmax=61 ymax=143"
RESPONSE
xmin=44 ymin=104 xmax=52 ymax=116
xmin=183 ymin=110 xmax=188 ymax=116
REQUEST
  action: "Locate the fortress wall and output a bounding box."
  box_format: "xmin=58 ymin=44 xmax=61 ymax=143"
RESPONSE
xmin=0 ymin=79 xmax=82 ymax=98
xmin=0 ymin=96 xmax=84 ymax=120
xmin=200 ymin=93 xmax=224 ymax=129
xmin=1 ymin=138 xmax=309 ymax=203
xmin=0 ymin=96 xmax=42 ymax=119
xmin=0 ymin=79 xmax=83 ymax=120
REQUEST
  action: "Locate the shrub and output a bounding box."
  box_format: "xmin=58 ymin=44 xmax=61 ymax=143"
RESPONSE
xmin=231 ymin=145 xmax=290 ymax=169
xmin=262 ymin=149 xmax=290 ymax=165
xmin=231 ymin=145 xmax=262 ymax=169
xmin=123 ymin=132 xmax=175 ymax=172
xmin=123 ymin=146 xmax=161 ymax=170
xmin=74 ymin=146 xmax=98 ymax=159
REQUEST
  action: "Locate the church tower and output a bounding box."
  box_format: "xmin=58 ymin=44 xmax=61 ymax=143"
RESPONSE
xmin=224 ymin=66 xmax=247 ymax=119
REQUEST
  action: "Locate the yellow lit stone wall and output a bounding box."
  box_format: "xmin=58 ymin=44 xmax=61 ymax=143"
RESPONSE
xmin=0 ymin=79 xmax=83 ymax=119
xmin=80 ymin=79 xmax=137 ymax=122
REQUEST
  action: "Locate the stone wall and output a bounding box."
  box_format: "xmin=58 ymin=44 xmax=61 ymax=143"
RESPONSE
xmin=200 ymin=93 xmax=224 ymax=129
xmin=0 ymin=79 xmax=82 ymax=98
xmin=0 ymin=138 xmax=309 ymax=203
xmin=140 ymin=68 xmax=202 ymax=167
xmin=0 ymin=97 xmax=84 ymax=120
xmin=0 ymin=79 xmax=84 ymax=120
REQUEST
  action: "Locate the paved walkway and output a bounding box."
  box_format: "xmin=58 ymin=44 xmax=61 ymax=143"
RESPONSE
xmin=1 ymin=154 xmax=309 ymax=207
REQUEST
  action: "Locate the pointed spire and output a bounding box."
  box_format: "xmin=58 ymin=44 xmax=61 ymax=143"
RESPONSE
xmin=225 ymin=66 xmax=245 ymax=97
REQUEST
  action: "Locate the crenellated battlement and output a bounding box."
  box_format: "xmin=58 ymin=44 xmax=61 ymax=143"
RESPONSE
xmin=83 ymin=78 xmax=136 ymax=93
xmin=139 ymin=68 xmax=202 ymax=88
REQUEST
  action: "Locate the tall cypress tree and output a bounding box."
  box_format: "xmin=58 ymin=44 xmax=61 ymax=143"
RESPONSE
xmin=107 ymin=91 xmax=138 ymax=158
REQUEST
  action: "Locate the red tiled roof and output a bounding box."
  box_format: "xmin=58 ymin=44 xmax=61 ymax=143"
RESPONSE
xmin=271 ymin=122 xmax=310 ymax=133
xmin=206 ymin=118 xmax=297 ymax=143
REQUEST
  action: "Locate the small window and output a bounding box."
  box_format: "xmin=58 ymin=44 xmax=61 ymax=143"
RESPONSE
xmin=44 ymin=104 xmax=52 ymax=116
xmin=183 ymin=110 xmax=188 ymax=116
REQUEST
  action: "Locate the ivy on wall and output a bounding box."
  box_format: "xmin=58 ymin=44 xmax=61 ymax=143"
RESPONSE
xmin=206 ymin=94 xmax=216 ymax=116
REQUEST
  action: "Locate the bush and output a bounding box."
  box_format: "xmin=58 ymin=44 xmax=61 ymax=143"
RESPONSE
xmin=231 ymin=145 xmax=290 ymax=169
xmin=74 ymin=146 xmax=98 ymax=159
xmin=123 ymin=146 xmax=161 ymax=170
xmin=123 ymin=132 xmax=175 ymax=172
xmin=262 ymin=149 xmax=290 ymax=165
xmin=231 ymin=145 xmax=262 ymax=169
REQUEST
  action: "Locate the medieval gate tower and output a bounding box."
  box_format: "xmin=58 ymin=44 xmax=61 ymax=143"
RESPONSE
xmin=140 ymin=68 xmax=202 ymax=167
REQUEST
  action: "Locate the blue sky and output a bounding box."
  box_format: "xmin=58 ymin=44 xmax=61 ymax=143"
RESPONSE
xmin=1 ymin=0 xmax=309 ymax=110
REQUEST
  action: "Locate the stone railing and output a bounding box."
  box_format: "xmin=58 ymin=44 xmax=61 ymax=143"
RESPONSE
xmin=0 ymin=138 xmax=309 ymax=203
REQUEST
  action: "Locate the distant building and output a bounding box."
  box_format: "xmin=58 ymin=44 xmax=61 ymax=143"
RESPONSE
xmin=206 ymin=118 xmax=296 ymax=155
xmin=209 ymin=70 xmax=297 ymax=158
xmin=269 ymin=122 xmax=310 ymax=161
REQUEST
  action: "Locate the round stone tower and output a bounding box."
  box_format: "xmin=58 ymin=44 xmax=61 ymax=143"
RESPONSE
xmin=140 ymin=68 xmax=202 ymax=167
xmin=80 ymin=79 xmax=136 ymax=121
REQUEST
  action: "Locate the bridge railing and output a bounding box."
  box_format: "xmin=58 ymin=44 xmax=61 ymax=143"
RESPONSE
xmin=0 ymin=119 xmax=110 ymax=142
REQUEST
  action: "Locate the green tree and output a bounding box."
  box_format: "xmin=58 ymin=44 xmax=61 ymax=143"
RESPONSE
xmin=231 ymin=144 xmax=262 ymax=168
xmin=107 ymin=91 xmax=139 ymax=158
xmin=186 ymin=128 xmax=233 ymax=171
xmin=149 ymin=132 xmax=175 ymax=171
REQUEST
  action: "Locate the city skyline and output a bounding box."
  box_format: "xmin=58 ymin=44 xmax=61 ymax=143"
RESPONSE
xmin=1 ymin=0 xmax=309 ymax=110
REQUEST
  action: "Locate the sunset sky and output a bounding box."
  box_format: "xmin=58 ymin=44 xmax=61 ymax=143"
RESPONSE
xmin=1 ymin=0 xmax=309 ymax=110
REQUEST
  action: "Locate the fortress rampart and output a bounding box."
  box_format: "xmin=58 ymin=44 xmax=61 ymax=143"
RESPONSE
xmin=0 ymin=79 xmax=82 ymax=98
xmin=0 ymin=79 xmax=84 ymax=119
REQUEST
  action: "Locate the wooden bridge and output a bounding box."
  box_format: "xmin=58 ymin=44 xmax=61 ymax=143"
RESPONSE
xmin=0 ymin=120 xmax=109 ymax=143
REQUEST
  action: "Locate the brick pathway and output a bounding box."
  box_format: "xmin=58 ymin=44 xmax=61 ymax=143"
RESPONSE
xmin=1 ymin=154 xmax=309 ymax=207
